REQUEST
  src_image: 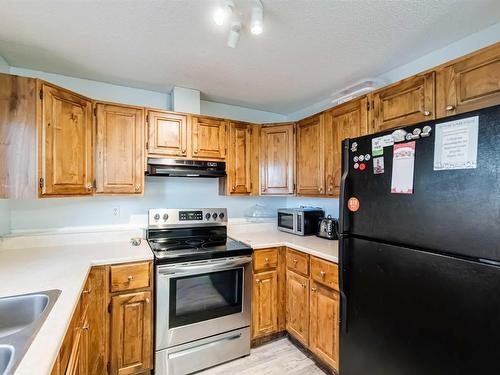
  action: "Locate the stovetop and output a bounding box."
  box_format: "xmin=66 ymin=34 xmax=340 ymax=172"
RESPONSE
xmin=146 ymin=208 xmax=252 ymax=264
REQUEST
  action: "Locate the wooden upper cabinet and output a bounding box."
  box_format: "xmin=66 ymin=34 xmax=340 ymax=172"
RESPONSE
xmin=191 ymin=116 xmax=227 ymax=160
xmin=252 ymin=270 xmax=279 ymax=339
xmin=436 ymin=42 xmax=500 ymax=118
xmin=372 ymin=72 xmax=435 ymax=132
xmin=226 ymin=121 xmax=253 ymax=195
xmin=286 ymin=270 xmax=309 ymax=346
xmin=296 ymin=114 xmax=325 ymax=196
xmin=39 ymin=83 xmax=93 ymax=196
xmin=326 ymin=97 xmax=369 ymax=195
xmin=95 ymin=103 xmax=144 ymax=194
xmin=260 ymin=123 xmax=295 ymax=195
xmin=147 ymin=110 xmax=188 ymax=157
xmin=110 ymin=291 xmax=153 ymax=375
xmin=309 ymin=282 xmax=340 ymax=371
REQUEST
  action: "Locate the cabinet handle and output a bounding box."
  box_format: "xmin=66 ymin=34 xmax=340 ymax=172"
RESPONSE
xmin=127 ymin=275 xmax=133 ymax=282
xmin=182 ymin=148 xmax=186 ymax=154
xmin=318 ymin=187 xmax=323 ymax=193
xmin=293 ymin=259 xmax=298 ymax=263
xmin=445 ymin=105 xmax=455 ymax=111
xmin=82 ymin=289 xmax=92 ymax=295
xmin=86 ymin=184 xmax=93 ymax=191
xmin=320 ymin=271 xmax=326 ymax=277
xmin=311 ymin=288 xmax=317 ymax=292
xmin=82 ymin=324 xmax=90 ymax=331
xmin=301 ymin=284 xmax=306 ymax=288
xmin=135 ymin=185 xmax=141 ymax=192
xmin=256 ymin=279 xmax=260 ymax=283
xmin=423 ymin=110 xmax=431 ymax=116
xmin=145 ymin=298 xmax=150 ymax=304
xmin=265 ymin=257 xmax=269 ymax=263
xmin=232 ymin=186 xmax=236 ymax=192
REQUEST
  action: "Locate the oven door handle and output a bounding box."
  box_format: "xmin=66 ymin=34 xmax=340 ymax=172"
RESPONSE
xmin=157 ymin=256 xmax=252 ymax=275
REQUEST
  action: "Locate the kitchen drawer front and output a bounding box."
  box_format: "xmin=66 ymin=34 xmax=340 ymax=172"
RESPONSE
xmin=253 ymin=248 xmax=279 ymax=272
xmin=286 ymin=248 xmax=309 ymax=276
xmin=310 ymin=256 xmax=339 ymax=291
xmin=110 ymin=261 xmax=151 ymax=293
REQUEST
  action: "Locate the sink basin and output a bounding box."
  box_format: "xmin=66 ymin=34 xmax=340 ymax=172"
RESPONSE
xmin=0 ymin=294 xmax=49 ymax=338
xmin=0 ymin=290 xmax=60 ymax=375
xmin=0 ymin=346 xmax=14 ymax=375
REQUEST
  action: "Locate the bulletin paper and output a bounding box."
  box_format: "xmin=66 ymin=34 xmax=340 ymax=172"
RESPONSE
xmin=391 ymin=141 xmax=415 ymax=194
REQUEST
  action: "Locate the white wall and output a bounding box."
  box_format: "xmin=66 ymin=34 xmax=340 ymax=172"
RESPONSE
xmin=287 ymin=22 xmax=500 ymax=121
xmin=0 ymin=200 xmax=10 ymax=235
xmin=285 ymin=197 xmax=339 ymax=218
xmin=201 ymin=100 xmax=287 ymax=123
xmin=0 ymin=56 xmax=9 ymax=73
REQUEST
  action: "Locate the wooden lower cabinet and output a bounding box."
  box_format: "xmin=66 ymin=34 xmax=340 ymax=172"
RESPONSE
xmin=310 ymin=281 xmax=340 ymax=371
xmin=252 ymin=271 xmax=279 ymax=338
xmin=51 ymin=262 xmax=153 ymax=375
xmin=286 ymin=270 xmax=309 ymax=346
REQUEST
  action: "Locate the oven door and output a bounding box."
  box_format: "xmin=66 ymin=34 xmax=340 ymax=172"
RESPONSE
xmin=277 ymin=210 xmax=296 ymax=234
xmin=156 ymin=256 xmax=252 ymax=350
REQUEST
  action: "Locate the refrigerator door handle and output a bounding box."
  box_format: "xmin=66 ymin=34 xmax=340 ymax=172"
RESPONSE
xmin=339 ymin=138 xmax=350 ymax=234
xmin=339 ymin=237 xmax=348 ymax=333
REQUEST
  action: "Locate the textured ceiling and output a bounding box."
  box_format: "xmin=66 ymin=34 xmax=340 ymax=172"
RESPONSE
xmin=0 ymin=0 xmax=499 ymax=114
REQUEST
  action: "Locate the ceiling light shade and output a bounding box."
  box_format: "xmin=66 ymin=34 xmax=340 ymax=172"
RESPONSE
xmin=250 ymin=1 xmax=264 ymax=35
xmin=331 ymin=79 xmax=386 ymax=105
xmin=227 ymin=20 xmax=242 ymax=48
xmin=213 ymin=0 xmax=234 ymax=26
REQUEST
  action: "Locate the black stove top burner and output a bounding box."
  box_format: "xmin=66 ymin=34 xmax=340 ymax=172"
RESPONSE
xmin=147 ymin=224 xmax=253 ymax=264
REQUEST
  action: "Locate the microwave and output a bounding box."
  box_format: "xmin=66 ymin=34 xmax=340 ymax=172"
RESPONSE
xmin=277 ymin=208 xmax=325 ymax=236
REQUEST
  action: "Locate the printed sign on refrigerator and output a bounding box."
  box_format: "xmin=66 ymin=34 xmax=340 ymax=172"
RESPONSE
xmin=391 ymin=141 xmax=415 ymax=194
xmin=433 ymin=116 xmax=479 ymax=170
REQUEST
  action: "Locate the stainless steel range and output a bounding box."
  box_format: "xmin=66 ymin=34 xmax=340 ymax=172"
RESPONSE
xmin=146 ymin=208 xmax=253 ymax=375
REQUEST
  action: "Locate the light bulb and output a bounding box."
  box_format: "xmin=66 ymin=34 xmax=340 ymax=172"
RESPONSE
xmin=250 ymin=24 xmax=263 ymax=35
xmin=213 ymin=7 xmax=227 ymax=26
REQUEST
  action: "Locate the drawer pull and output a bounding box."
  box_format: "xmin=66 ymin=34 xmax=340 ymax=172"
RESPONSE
xmin=127 ymin=275 xmax=134 ymax=282
xmin=82 ymin=324 xmax=90 ymax=331
xmin=256 ymin=279 xmax=260 ymax=283
xmin=82 ymin=289 xmax=91 ymax=295
xmin=265 ymin=257 xmax=269 ymax=263
xmin=320 ymin=271 xmax=326 ymax=277
xmin=311 ymin=287 xmax=317 ymax=292
xmin=293 ymin=259 xmax=298 ymax=263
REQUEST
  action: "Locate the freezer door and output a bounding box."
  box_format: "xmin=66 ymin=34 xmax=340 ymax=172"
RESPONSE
xmin=340 ymin=104 xmax=500 ymax=262
xmin=339 ymin=237 xmax=500 ymax=375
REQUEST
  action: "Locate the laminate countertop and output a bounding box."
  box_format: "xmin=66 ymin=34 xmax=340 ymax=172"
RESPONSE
xmin=228 ymin=222 xmax=338 ymax=263
xmin=0 ymin=229 xmax=153 ymax=375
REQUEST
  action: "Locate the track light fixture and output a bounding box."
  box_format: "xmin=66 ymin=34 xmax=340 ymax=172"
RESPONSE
xmin=213 ymin=0 xmax=235 ymax=26
xmin=227 ymin=20 xmax=242 ymax=48
xmin=250 ymin=0 xmax=264 ymax=35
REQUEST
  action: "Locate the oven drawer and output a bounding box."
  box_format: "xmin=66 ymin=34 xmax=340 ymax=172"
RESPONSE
xmin=110 ymin=261 xmax=151 ymax=292
xmin=310 ymin=256 xmax=339 ymax=291
xmin=253 ymin=248 xmax=279 ymax=272
xmin=155 ymin=327 xmax=250 ymax=375
xmin=286 ymin=248 xmax=309 ymax=276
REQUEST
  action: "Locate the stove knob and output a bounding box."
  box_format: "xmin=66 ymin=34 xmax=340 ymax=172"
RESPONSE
xmin=154 ymin=214 xmax=160 ymax=221
xmin=219 ymin=212 xmax=225 ymax=220
xmin=212 ymin=213 xmax=218 ymax=220
xmin=163 ymin=213 xmax=169 ymax=221
xmin=205 ymin=213 xmax=211 ymax=220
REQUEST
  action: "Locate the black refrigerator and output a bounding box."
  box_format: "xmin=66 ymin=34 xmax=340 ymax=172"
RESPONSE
xmin=339 ymin=104 xmax=500 ymax=375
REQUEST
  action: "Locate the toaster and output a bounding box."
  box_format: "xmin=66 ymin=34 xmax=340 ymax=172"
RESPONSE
xmin=317 ymin=215 xmax=339 ymax=240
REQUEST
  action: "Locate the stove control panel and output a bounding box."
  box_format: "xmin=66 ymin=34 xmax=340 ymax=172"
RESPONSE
xmin=148 ymin=208 xmax=228 ymax=227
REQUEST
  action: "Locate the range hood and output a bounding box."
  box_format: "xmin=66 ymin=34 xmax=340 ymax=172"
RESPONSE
xmin=146 ymin=158 xmax=226 ymax=178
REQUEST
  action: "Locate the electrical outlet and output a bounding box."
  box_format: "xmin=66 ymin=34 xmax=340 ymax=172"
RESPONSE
xmin=112 ymin=207 xmax=120 ymax=217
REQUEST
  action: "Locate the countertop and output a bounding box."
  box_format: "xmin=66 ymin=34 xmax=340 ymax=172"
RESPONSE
xmin=0 ymin=229 xmax=153 ymax=375
xmin=228 ymin=222 xmax=338 ymax=263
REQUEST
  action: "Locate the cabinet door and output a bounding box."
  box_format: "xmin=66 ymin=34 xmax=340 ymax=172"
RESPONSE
xmin=147 ymin=110 xmax=188 ymax=157
xmin=260 ymin=123 xmax=295 ymax=195
xmin=110 ymin=291 xmax=153 ymax=375
xmin=286 ymin=270 xmax=309 ymax=346
xmin=65 ymin=312 xmax=89 ymax=375
xmin=436 ymin=43 xmax=500 ymax=118
xmin=191 ymin=116 xmax=227 ymax=160
xmin=309 ymin=282 xmax=340 ymax=371
xmin=326 ymin=97 xmax=369 ymax=196
xmin=95 ymin=104 xmax=144 ymax=194
xmin=39 ymin=84 xmax=93 ymax=196
xmin=252 ymin=271 xmax=278 ymax=338
xmin=372 ymin=72 xmax=435 ymax=132
xmin=296 ymin=114 xmax=324 ymax=196
xmin=226 ymin=121 xmax=252 ymax=195
xmin=85 ymin=267 xmax=107 ymax=375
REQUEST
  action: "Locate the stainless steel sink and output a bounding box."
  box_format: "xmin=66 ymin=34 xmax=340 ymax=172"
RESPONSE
xmin=0 ymin=290 xmax=61 ymax=375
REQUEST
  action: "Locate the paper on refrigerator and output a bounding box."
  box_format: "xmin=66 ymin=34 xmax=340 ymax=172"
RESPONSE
xmin=391 ymin=141 xmax=415 ymax=194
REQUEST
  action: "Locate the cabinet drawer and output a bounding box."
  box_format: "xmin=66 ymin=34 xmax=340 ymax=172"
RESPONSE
xmin=286 ymin=248 xmax=309 ymax=276
xmin=110 ymin=262 xmax=151 ymax=292
xmin=310 ymin=257 xmax=339 ymax=291
xmin=253 ymin=249 xmax=279 ymax=272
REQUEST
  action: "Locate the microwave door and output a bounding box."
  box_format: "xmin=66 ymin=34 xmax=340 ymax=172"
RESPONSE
xmin=278 ymin=212 xmax=295 ymax=234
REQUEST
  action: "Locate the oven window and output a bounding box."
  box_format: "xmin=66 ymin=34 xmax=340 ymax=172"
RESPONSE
xmin=169 ymin=268 xmax=243 ymax=328
xmin=278 ymin=213 xmax=294 ymax=230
